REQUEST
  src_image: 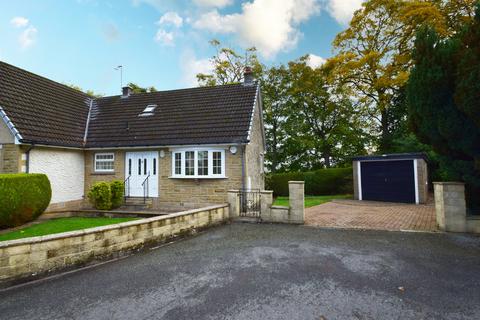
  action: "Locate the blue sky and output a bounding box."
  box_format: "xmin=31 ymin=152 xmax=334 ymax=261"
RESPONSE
xmin=0 ymin=0 xmax=362 ymax=96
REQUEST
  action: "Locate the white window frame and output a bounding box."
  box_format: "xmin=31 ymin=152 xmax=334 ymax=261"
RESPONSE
xmin=171 ymin=148 xmax=226 ymax=179
xmin=94 ymin=152 xmax=115 ymax=173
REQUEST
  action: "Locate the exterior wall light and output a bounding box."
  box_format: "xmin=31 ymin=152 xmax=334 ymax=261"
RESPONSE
xmin=229 ymin=146 xmax=238 ymax=154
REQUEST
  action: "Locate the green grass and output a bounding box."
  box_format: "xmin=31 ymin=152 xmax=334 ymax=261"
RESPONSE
xmin=273 ymin=194 xmax=352 ymax=208
xmin=0 ymin=217 xmax=138 ymax=242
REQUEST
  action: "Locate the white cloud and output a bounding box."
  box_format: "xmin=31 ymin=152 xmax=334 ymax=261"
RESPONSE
xmin=19 ymin=26 xmax=38 ymax=49
xmin=154 ymin=29 xmax=175 ymax=46
xmin=327 ymin=0 xmax=364 ymax=25
xmin=193 ymin=10 xmax=236 ymax=33
xmin=180 ymin=51 xmax=213 ymax=86
xmin=10 ymin=16 xmax=29 ymax=28
xmin=193 ymin=0 xmax=320 ymax=58
xmin=158 ymin=11 xmax=183 ymax=28
xmin=306 ymin=54 xmax=326 ymax=68
xmin=193 ymin=0 xmax=233 ymax=8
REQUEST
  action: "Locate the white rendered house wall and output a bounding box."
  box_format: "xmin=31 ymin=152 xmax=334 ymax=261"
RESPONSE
xmin=29 ymin=148 xmax=85 ymax=204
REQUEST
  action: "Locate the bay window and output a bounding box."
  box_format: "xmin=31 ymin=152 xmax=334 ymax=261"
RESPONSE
xmin=171 ymin=149 xmax=225 ymax=178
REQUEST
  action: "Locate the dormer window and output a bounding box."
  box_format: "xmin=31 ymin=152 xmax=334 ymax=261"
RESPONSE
xmin=139 ymin=104 xmax=157 ymax=117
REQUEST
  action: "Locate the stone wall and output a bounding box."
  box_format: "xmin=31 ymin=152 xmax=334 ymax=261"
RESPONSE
xmin=0 ymin=204 xmax=229 ymax=285
xmin=245 ymin=97 xmax=265 ymax=190
xmin=1 ymin=144 xmax=21 ymax=173
xmin=434 ymin=182 xmax=479 ymax=234
xmin=228 ymin=181 xmax=305 ymax=224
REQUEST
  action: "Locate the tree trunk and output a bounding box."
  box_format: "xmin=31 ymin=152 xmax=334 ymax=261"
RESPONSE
xmin=379 ymin=108 xmax=390 ymax=152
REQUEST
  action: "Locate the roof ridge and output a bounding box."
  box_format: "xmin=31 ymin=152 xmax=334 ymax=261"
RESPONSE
xmin=95 ymin=81 xmax=257 ymax=101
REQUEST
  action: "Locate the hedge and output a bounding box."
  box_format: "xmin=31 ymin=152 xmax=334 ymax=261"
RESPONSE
xmin=87 ymin=180 xmax=124 ymax=210
xmin=110 ymin=180 xmax=124 ymax=209
xmin=266 ymin=167 xmax=353 ymax=196
xmin=0 ymin=173 xmax=52 ymax=228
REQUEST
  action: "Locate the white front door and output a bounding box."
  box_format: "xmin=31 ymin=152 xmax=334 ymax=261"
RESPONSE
xmin=125 ymin=151 xmax=159 ymax=197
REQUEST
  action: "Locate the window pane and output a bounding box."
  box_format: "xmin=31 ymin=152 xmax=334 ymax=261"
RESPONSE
xmin=144 ymin=158 xmax=147 ymax=175
xmin=213 ymin=152 xmax=222 ymax=175
xmin=175 ymin=153 xmax=182 ymax=175
xmin=185 ymin=151 xmax=194 ymax=176
xmin=197 ymin=151 xmax=208 ymax=176
xmin=153 ymin=158 xmax=156 ymax=175
xmin=95 ymin=153 xmax=114 ymax=172
xmin=96 ymin=154 xmax=113 ymax=160
xmin=128 ymin=159 xmax=132 ymax=175
xmin=138 ymin=159 xmax=141 ymax=175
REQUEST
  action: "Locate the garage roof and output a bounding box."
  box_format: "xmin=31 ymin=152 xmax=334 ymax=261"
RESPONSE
xmin=352 ymin=152 xmax=427 ymax=161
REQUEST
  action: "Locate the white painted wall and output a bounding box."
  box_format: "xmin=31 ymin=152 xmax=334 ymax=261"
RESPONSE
xmin=29 ymin=148 xmax=85 ymax=204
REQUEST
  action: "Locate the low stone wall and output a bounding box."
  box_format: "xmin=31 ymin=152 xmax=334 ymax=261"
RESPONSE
xmin=228 ymin=181 xmax=305 ymax=224
xmin=434 ymin=182 xmax=479 ymax=234
xmin=0 ymin=204 xmax=229 ymax=285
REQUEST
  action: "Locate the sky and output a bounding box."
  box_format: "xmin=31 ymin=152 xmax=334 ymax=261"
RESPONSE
xmin=0 ymin=0 xmax=363 ymax=96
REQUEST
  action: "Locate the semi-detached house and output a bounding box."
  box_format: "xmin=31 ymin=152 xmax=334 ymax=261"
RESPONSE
xmin=0 ymin=62 xmax=265 ymax=211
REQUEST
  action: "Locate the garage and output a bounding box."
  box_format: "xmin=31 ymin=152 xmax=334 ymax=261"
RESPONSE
xmin=353 ymin=153 xmax=428 ymax=204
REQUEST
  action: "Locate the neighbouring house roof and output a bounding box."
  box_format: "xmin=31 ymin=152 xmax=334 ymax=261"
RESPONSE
xmin=0 ymin=61 xmax=259 ymax=148
xmin=0 ymin=61 xmax=91 ymax=148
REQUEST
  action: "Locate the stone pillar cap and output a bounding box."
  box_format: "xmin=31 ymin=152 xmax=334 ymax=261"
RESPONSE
xmin=288 ymin=181 xmax=305 ymax=184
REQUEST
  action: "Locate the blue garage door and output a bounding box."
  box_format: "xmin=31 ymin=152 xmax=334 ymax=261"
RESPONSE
xmin=361 ymin=160 xmax=415 ymax=203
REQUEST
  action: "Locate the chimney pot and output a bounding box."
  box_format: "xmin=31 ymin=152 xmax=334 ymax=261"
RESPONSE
xmin=243 ymin=66 xmax=254 ymax=86
xmin=122 ymin=86 xmax=133 ymax=98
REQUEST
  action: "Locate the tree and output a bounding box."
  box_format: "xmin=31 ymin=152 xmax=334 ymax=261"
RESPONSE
xmin=127 ymin=82 xmax=157 ymax=93
xmin=65 ymin=84 xmax=103 ymax=98
xmin=260 ymin=65 xmax=290 ymax=173
xmin=407 ymin=7 xmax=480 ymax=211
xmin=284 ymin=57 xmax=367 ymax=169
xmin=196 ymin=39 xmax=263 ymax=86
xmin=328 ymin=0 xmax=475 ymax=151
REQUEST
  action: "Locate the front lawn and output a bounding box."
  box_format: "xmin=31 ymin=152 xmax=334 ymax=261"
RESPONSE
xmin=273 ymin=194 xmax=352 ymax=208
xmin=0 ymin=217 xmax=138 ymax=242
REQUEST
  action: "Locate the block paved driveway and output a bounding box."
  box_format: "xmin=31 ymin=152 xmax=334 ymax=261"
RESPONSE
xmin=305 ymin=199 xmax=437 ymax=232
xmin=1 ymin=223 xmax=480 ymax=320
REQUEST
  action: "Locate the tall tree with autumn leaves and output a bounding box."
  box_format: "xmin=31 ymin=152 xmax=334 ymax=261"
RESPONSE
xmin=328 ymin=0 xmax=476 ymax=151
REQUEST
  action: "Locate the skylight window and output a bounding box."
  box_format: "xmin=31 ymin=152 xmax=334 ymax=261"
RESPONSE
xmin=139 ymin=104 xmax=157 ymax=117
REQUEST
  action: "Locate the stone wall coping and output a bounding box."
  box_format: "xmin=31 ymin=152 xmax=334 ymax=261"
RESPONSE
xmin=433 ymin=181 xmax=465 ymax=185
xmin=260 ymin=190 xmax=273 ymax=194
xmin=0 ymin=204 xmax=229 ymax=249
xmin=288 ymin=181 xmax=305 ymax=184
xmin=271 ymin=205 xmax=289 ymax=210
xmin=227 ymin=190 xmax=239 ymax=193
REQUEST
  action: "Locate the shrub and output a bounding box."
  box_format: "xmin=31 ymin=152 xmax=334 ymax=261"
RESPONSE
xmin=87 ymin=182 xmax=112 ymax=210
xmin=0 ymin=173 xmax=52 ymax=228
xmin=110 ymin=180 xmax=124 ymax=209
xmin=266 ymin=167 xmax=353 ymax=196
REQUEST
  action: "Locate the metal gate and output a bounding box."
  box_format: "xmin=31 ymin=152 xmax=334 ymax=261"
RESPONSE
xmin=239 ymin=189 xmax=261 ymax=218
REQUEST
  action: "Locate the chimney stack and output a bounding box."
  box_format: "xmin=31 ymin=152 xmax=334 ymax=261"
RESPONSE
xmin=243 ymin=66 xmax=254 ymax=86
xmin=122 ymin=86 xmax=133 ymax=98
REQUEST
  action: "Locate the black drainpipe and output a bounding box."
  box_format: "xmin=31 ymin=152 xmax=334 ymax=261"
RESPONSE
xmin=25 ymin=144 xmax=35 ymax=173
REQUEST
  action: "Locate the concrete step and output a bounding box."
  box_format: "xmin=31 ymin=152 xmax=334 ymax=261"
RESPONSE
xmin=125 ymin=197 xmax=153 ymax=204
